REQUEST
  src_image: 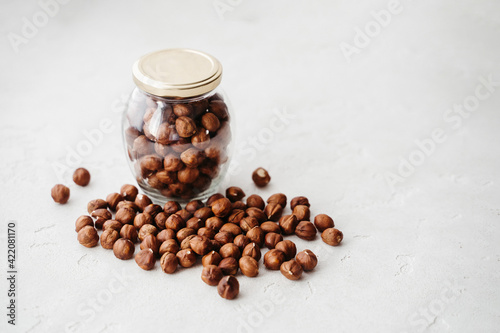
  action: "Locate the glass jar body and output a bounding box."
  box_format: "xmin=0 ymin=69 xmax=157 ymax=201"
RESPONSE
xmin=122 ymin=87 xmax=232 ymax=204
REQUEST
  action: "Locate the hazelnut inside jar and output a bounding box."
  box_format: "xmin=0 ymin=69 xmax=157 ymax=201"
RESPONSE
xmin=123 ymin=49 xmax=233 ymax=204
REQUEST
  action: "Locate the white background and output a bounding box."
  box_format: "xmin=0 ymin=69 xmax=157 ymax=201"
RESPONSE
xmin=1 ymin=0 xmax=499 ymax=332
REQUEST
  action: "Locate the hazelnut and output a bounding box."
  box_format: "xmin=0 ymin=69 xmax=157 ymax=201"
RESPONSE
xmin=280 ymin=259 xmax=303 ymax=280
xmin=75 ymin=215 xmax=93 ymax=232
xmin=115 ymin=207 xmax=136 ymax=225
xmin=106 ymin=192 xmax=124 ymax=211
xmin=175 ymin=116 xmax=197 ymax=137
xmin=140 ymin=234 xmax=160 ymax=255
xmin=264 ymin=203 xmax=283 ymax=222
xmin=267 ymin=193 xmax=287 ymax=207
xmin=160 ymin=252 xmax=179 ymax=274
xmin=260 ymin=221 xmax=281 ymax=234
xmin=279 ymin=215 xmax=298 ymax=235
xmin=202 ymin=250 xmax=222 ymax=267
xmin=163 ymin=154 xmax=184 ymax=172
xmin=263 ymin=249 xmax=286 ymax=270
xmin=190 ymin=235 xmax=211 ymax=255
xmin=170 ymin=137 xmax=191 ymax=153
xmin=134 ymin=212 xmax=153 ymax=230
xmin=133 ymin=135 xmax=153 ymax=156
xmin=87 ymin=199 xmax=107 ymax=214
xmin=180 ymin=235 xmax=196 ymax=250
xmin=245 ymin=207 xmax=267 ymax=223
xmin=138 ymin=224 xmax=158 ymax=241
xmin=154 ymin=142 xmax=170 ymax=157
xmin=176 ymin=249 xmax=197 ymax=268
xmin=264 ymin=232 xmax=283 ymax=249
xmin=218 ymin=257 xmax=239 ymax=275
xmin=314 ymin=214 xmax=335 ymax=232
xmin=73 ymin=168 xmax=91 ymax=186
xmin=143 ymin=204 xmax=163 ymax=218
xmin=293 ymin=205 xmax=310 ymax=221
xmin=275 ymin=240 xmax=297 ymax=260
xmin=120 ymin=184 xmax=139 ymax=201
xmin=120 ymin=224 xmax=138 ymax=243
xmin=210 ymin=239 xmax=221 ymax=252
xmin=178 ymin=167 xmax=199 ymax=184
xmin=322 ymin=228 xmax=343 ymax=246
xmin=103 ymin=220 xmax=123 ymax=232
xmin=290 ymin=196 xmax=310 ymax=210
xmin=206 ymin=193 xmax=224 ymax=207
xmin=206 ymin=216 xmax=224 ymax=231
xmin=176 ymin=209 xmax=194 ymax=222
xmin=164 ymin=201 xmax=182 ymax=214
xmin=186 ymin=217 xmax=203 ymax=231
xmin=191 ymin=128 xmax=211 ymax=149
xmin=232 ymin=201 xmax=247 ymax=211
xmin=198 ymin=227 xmax=216 ymax=239
xmin=154 ymin=212 xmax=168 ymax=230
xmin=173 ymin=103 xmax=193 ymax=117
xmin=91 ymin=208 xmax=112 ymax=229
xmin=157 ymin=229 xmax=176 ymax=243
xmin=193 ymin=207 xmax=213 ymax=221
xmin=159 ymin=239 xmax=180 ymax=256
xmin=239 ymin=256 xmax=259 ymax=277
xmin=113 ymin=238 xmax=135 ymax=260
xmin=185 ymin=200 xmax=205 ymax=213
xmin=252 ymin=167 xmax=271 ymax=187
xmin=77 ymin=226 xmax=99 ymax=248
xmin=242 ymin=242 xmax=261 ymax=261
xmin=156 ymin=123 xmax=178 ymax=145
xmin=217 ymin=276 xmax=239 ymax=300
xmin=156 ymin=170 xmax=177 ymax=184
xmin=208 ymin=100 xmax=229 ymax=120
xmin=228 ymin=210 xmax=246 ymax=224
xmin=100 ymin=229 xmax=119 ymax=249
xmin=246 ymin=194 xmax=265 ymax=210
xmin=116 ymin=200 xmax=139 ymax=212
xmin=246 ymin=227 xmax=265 ymax=247
xmin=140 ymin=155 xmax=163 ymax=172
xmin=214 ymin=231 xmax=234 ymax=245
xmin=211 ymin=198 xmax=232 ymax=217
xmin=220 ymin=223 xmax=242 ymax=237
xmin=295 ymin=221 xmax=317 ymax=241
xmin=180 ymin=148 xmax=205 ymax=167
xmin=233 ymin=235 xmax=251 ymax=251
xmin=239 ymin=217 xmax=259 ymax=233
xmin=201 ymin=265 xmax=223 ymax=286
xmin=135 ymin=194 xmax=152 ymax=211
xmin=165 ymin=214 xmax=185 ymax=231
xmin=135 ymin=248 xmax=156 ymax=270
xmin=225 ymin=186 xmax=245 ymax=202
xmin=202 ymin=112 xmax=221 ymax=132
xmin=219 ymin=243 xmax=241 ymax=259
xmin=296 ymin=250 xmax=318 ymax=271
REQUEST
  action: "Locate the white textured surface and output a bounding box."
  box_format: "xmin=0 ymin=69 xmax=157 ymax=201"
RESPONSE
xmin=1 ymin=0 xmax=500 ymax=332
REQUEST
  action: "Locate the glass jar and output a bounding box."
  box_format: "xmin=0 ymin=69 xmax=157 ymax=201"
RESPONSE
xmin=122 ymin=49 xmax=232 ymax=204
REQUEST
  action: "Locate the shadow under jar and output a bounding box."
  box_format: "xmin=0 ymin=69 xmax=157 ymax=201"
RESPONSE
xmin=123 ymin=49 xmax=233 ymax=204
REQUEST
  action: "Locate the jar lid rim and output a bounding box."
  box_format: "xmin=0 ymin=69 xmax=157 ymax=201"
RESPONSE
xmin=133 ymin=48 xmax=222 ymax=98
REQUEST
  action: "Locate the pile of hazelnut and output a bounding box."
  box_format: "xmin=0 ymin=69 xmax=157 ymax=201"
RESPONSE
xmin=74 ymin=173 xmax=343 ymax=300
xmin=124 ymin=92 xmax=231 ymax=199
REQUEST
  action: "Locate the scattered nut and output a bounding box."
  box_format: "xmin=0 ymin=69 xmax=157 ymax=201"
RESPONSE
xmin=176 ymin=249 xmax=197 ymax=267
xmin=296 ymin=250 xmax=318 ymax=271
xmin=295 ymin=221 xmax=317 ymax=240
xmin=280 ymin=259 xmax=303 ymax=280
xmin=212 ymin=198 xmax=232 ymax=217
xmin=160 ymin=252 xmax=179 ymax=274
xmin=73 ymin=168 xmax=91 ymax=186
xmin=321 ymin=228 xmax=343 ymax=246
xmin=135 ymin=248 xmax=156 ymax=270
xmin=106 ymin=192 xmax=124 ymax=211
xmin=226 ymin=186 xmax=245 ymax=202
xmin=75 ymin=215 xmax=93 ymax=232
xmin=314 ymin=214 xmax=335 ymax=232
xmin=279 ymin=215 xmax=298 ymax=235
xmin=51 ymin=184 xmax=70 ymax=204
xmin=219 ymin=243 xmax=241 ymax=259
xmin=217 ymin=275 xmax=239 ymax=300
xmin=246 ymin=194 xmax=265 ymax=210
xmin=264 ymin=232 xmax=283 ymax=249
xmin=120 ymin=224 xmax=138 ymax=243
xmin=100 ymin=229 xmax=119 ymax=249
xmin=292 ymin=205 xmax=310 ymax=221
xmin=113 ymin=238 xmax=135 ymax=260
xmin=239 ymin=256 xmax=259 ymax=277
xmin=275 ymin=240 xmax=297 ymax=260
xmin=264 ymin=249 xmax=286 ymax=270
xmin=202 ymin=251 xmax=222 ymax=267
xmin=120 ymin=184 xmax=139 ymax=201
xmin=201 ymin=265 xmax=224 ymax=286
xmin=77 ymin=226 xmax=99 ymax=248
xmin=290 ymin=196 xmax=310 ymax=210
xmin=252 ymin=168 xmax=270 ymax=187
xmin=218 ymin=257 xmax=239 ymax=275
xmin=242 ymin=242 xmax=261 ymax=262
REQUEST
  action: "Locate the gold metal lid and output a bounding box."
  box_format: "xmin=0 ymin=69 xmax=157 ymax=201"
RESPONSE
xmin=132 ymin=48 xmax=223 ymax=98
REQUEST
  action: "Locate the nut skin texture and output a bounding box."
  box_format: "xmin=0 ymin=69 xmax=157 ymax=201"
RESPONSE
xmin=267 ymin=193 xmax=287 ymax=207
xmin=176 ymin=249 xmax=197 ymax=268
xmin=113 ymin=238 xmax=135 ymax=260
xmin=293 ymin=205 xmax=311 ymax=221
xmin=154 ymin=212 xmax=168 ymax=230
xmin=321 ymin=228 xmax=343 ymax=246
xmin=264 ymin=249 xmax=286 ymax=270
xmin=120 ymin=224 xmax=138 ymax=243
xmin=75 ymin=215 xmax=93 ymax=232
xmin=201 ymin=265 xmax=224 ymax=286
xmin=206 ymin=217 xmax=224 ymax=231
xmin=202 ymin=251 xmax=222 ymax=267
xmin=260 ymin=221 xmax=281 ymax=234
xmin=220 ymin=223 xmax=242 ymax=237
xmin=163 ymin=154 xmax=184 ymax=172
xmin=135 ymin=249 xmax=156 ymax=270
xmin=279 ymin=215 xmax=298 ymax=235
xmin=180 ymin=235 xmax=195 ymax=251
xmin=193 ymin=207 xmax=213 ymax=221
xmin=252 ymin=168 xmax=270 ymax=187
xmin=140 ymin=234 xmax=160 ymax=255
xmin=296 ymin=250 xmax=318 ymax=271
xmin=120 ymin=184 xmax=139 ymax=201
xmin=186 ymin=217 xmax=203 ymax=231
xmin=157 ymin=229 xmax=176 ymax=243
xmin=232 ymin=201 xmax=247 ymax=211
xmin=206 ymin=193 xmax=224 ymax=207
xmin=246 ymin=194 xmax=265 ymax=210
xmin=106 ymin=193 xmax=124 ymax=211
xmin=233 ymin=235 xmax=251 ymax=251
xmin=138 ymin=224 xmax=158 ymax=242
xmin=275 ymin=240 xmax=297 ymax=260
xmin=190 ymin=235 xmax=211 ymax=255
xmin=87 ymin=199 xmax=107 ymax=214
xmin=246 ymin=207 xmax=267 ymax=224
xmin=214 ymin=231 xmax=234 ymax=245
xmin=51 ymin=184 xmax=70 ymax=204
xmin=185 ymin=200 xmax=205 ymax=213
xmin=264 ymin=232 xmax=283 ymax=249
xmin=77 ymin=226 xmax=99 ymax=248
xmin=177 ymin=228 xmax=196 ymax=243
xmin=212 ymin=198 xmax=232 ymax=217
xmin=290 ymin=196 xmax=310 ymax=210
xmin=225 ymin=186 xmax=245 ymax=202
xmin=209 ymin=100 xmax=229 ymax=120
xmin=135 ymin=194 xmax=152 ymax=211
xmin=159 ymin=239 xmax=180 ymax=256
xmin=314 ymin=214 xmax=335 ymax=232
xmin=143 ymin=204 xmax=163 ymax=218
xmin=218 ymin=257 xmax=239 ymax=275
xmin=116 ymin=201 xmax=139 ymax=212
xmin=91 ymin=208 xmax=112 ymax=229
xmin=280 ymin=259 xmax=303 ymax=280
xmin=73 ymin=168 xmax=91 ymax=186
xmin=217 ymin=276 xmax=239 ymax=300
xmin=246 ymin=227 xmax=265 ymax=247
xmin=264 ymin=203 xmax=283 ymax=222
xmin=103 ymin=219 xmax=123 ymax=232
xmin=239 ymin=217 xmax=259 ymax=233
xmin=100 ymin=229 xmax=119 ymax=249
xmin=295 ymin=221 xmax=317 ymax=241
xmin=219 ymin=243 xmax=241 ymax=260
xmin=202 ymin=112 xmax=221 ymax=132
xmin=198 ymin=227 xmax=216 ymax=239
xmin=176 ymin=116 xmax=197 ymax=137
xmin=164 ymin=201 xmax=182 ymax=214
xmin=165 ymin=214 xmax=185 ymax=231
xmin=177 ymin=209 xmax=194 ymax=222
xmin=160 ymin=252 xmax=179 ymax=274
xmin=242 ymin=243 xmax=261 ymax=262
xmin=115 ymin=207 xmax=136 ymax=225
xmin=239 ymin=256 xmax=259 ymax=277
